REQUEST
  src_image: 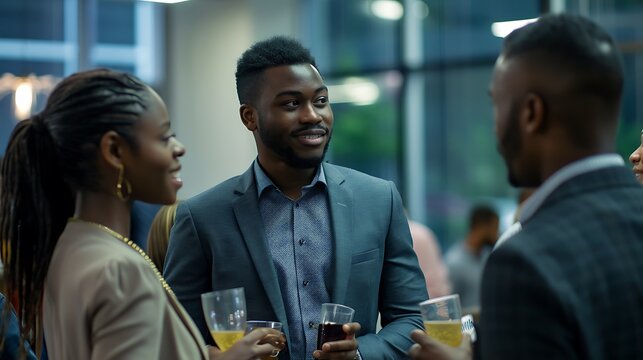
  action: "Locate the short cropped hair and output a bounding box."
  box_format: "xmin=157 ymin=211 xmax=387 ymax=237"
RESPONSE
xmin=504 ymin=13 xmax=623 ymax=106
xmin=469 ymin=205 xmax=499 ymax=230
xmin=235 ymin=36 xmax=316 ymax=105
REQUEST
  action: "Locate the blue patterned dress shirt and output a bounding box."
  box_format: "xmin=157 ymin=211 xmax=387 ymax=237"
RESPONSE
xmin=254 ymin=160 xmax=333 ymax=359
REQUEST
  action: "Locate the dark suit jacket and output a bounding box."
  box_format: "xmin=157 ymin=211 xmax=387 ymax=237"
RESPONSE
xmin=481 ymin=166 xmax=643 ymax=359
xmin=164 ymin=162 xmax=427 ymax=359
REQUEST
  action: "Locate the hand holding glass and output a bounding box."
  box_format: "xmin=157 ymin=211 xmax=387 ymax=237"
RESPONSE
xmin=316 ymin=303 xmax=355 ymax=350
xmin=245 ymin=321 xmax=283 ymax=359
xmin=201 ymin=287 xmax=247 ymax=351
xmin=419 ymin=294 xmax=463 ymax=347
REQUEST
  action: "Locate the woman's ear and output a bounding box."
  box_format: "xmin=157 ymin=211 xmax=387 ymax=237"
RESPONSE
xmin=99 ymin=130 xmax=127 ymax=169
xmin=240 ymin=104 xmax=257 ymax=131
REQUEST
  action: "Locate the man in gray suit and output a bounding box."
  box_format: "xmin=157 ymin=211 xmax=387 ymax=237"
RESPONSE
xmin=410 ymin=13 xmax=643 ymax=360
xmin=164 ymin=36 xmax=427 ymax=360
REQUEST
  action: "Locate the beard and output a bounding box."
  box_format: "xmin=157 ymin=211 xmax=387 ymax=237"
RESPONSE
xmin=258 ymin=124 xmax=331 ymax=169
xmin=498 ymin=102 xmax=523 ymax=187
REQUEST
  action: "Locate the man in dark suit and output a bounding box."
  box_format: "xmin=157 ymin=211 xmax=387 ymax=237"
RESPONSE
xmin=409 ymin=13 xmax=643 ymax=360
xmin=164 ymin=36 xmax=427 ymax=360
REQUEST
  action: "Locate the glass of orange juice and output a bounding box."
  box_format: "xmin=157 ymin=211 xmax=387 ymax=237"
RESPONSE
xmin=419 ymin=294 xmax=463 ymax=347
xmin=201 ymin=287 xmax=247 ymax=351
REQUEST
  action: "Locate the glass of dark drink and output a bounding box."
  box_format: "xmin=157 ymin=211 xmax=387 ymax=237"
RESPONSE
xmin=316 ymin=303 xmax=355 ymax=350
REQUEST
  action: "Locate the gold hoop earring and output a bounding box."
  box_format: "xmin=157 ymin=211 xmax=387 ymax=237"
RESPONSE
xmin=116 ymin=164 xmax=132 ymax=201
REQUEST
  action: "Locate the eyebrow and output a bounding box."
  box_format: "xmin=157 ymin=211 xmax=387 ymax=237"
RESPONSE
xmin=275 ymin=85 xmax=328 ymax=98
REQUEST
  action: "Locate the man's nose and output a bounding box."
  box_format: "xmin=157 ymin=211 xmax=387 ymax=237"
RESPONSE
xmin=300 ymin=103 xmax=322 ymax=123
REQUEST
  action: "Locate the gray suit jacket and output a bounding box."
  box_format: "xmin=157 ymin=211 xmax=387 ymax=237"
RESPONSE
xmin=164 ymin=162 xmax=427 ymax=359
xmin=481 ymin=166 xmax=643 ymax=359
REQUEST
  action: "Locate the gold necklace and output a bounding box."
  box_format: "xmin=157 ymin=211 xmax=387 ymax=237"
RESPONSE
xmin=68 ymin=217 xmax=175 ymax=297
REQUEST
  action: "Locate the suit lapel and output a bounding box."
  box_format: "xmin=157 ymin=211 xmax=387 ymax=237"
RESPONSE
xmin=324 ymin=164 xmax=353 ymax=304
xmin=166 ymin=292 xmax=208 ymax=359
xmin=231 ymin=166 xmax=289 ymax=339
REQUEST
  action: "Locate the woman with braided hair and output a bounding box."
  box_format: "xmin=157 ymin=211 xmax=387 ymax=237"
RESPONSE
xmin=0 ymin=69 xmax=284 ymax=359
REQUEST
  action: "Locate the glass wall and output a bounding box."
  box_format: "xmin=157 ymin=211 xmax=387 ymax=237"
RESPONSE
xmin=0 ymin=0 xmax=163 ymax=153
xmin=305 ymin=0 xmax=643 ymax=249
xmin=326 ymin=71 xmax=403 ymax=184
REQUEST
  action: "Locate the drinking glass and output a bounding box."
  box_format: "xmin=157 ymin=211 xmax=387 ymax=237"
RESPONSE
xmin=419 ymin=294 xmax=463 ymax=347
xmin=201 ymin=287 xmax=247 ymax=351
xmin=245 ymin=321 xmax=283 ymax=359
xmin=316 ymin=303 xmax=355 ymax=350
xmin=245 ymin=320 xmax=283 ymax=333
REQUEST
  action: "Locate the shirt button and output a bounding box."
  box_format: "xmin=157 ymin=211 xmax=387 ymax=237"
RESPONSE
xmin=299 ymin=239 xmax=305 ymax=246
xmin=309 ymin=321 xmax=316 ymax=329
xmin=303 ymin=280 xmax=309 ymax=286
xmin=295 ymin=202 xmax=300 ymax=208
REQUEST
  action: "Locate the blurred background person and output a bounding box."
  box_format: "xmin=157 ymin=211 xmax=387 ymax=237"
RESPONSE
xmin=629 ymin=129 xmax=643 ymax=184
xmin=408 ymin=218 xmax=452 ymax=298
xmin=147 ymin=202 xmax=179 ymax=271
xmin=445 ymin=205 xmax=499 ymax=311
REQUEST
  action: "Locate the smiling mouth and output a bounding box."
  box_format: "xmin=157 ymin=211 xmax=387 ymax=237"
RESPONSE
xmin=295 ymin=133 xmax=326 ymax=147
xmin=170 ymin=168 xmax=182 ymax=179
xmin=300 ymin=134 xmax=324 ymax=139
xmin=292 ymin=124 xmax=328 ymax=136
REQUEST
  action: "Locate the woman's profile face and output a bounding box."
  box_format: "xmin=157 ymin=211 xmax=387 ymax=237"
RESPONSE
xmin=124 ymin=88 xmax=185 ymax=204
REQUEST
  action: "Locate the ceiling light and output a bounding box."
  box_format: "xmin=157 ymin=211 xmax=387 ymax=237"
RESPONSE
xmin=371 ymin=0 xmax=404 ymax=21
xmin=14 ymin=81 xmax=34 ymax=120
xmin=328 ymin=78 xmax=380 ymax=106
xmin=491 ymin=18 xmax=538 ymax=38
xmin=0 ymin=73 xmax=58 ymax=120
xmin=140 ymin=0 xmax=190 ymax=4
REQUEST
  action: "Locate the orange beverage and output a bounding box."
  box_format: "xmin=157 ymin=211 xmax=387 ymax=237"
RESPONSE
xmin=211 ymin=330 xmax=245 ymax=351
xmin=424 ymin=320 xmax=462 ymax=347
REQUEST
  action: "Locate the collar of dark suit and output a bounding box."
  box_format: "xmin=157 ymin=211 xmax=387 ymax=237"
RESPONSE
xmin=520 ymin=154 xmax=627 ymax=223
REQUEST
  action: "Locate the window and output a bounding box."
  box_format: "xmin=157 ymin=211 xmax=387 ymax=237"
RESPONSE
xmin=304 ymin=0 xmax=642 ymax=248
xmin=0 ymin=0 xmax=164 ymax=154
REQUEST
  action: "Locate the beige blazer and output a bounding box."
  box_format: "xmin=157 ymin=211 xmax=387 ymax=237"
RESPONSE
xmin=44 ymin=221 xmax=208 ymax=360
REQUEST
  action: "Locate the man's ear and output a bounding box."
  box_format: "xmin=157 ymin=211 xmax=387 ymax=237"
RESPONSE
xmin=99 ymin=130 xmax=127 ymax=169
xmin=522 ymin=92 xmax=546 ymax=134
xmin=240 ymin=104 xmax=257 ymax=131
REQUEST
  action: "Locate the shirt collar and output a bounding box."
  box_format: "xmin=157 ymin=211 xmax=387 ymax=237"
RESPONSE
xmin=253 ymin=159 xmax=327 ymax=197
xmin=519 ymin=153 xmax=624 ymax=222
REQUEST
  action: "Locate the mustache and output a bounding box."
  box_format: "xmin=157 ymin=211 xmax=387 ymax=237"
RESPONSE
xmin=291 ymin=124 xmax=329 ymax=136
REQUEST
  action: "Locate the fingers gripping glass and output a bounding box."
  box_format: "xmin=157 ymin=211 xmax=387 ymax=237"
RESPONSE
xmin=245 ymin=321 xmax=284 ymax=359
xmin=316 ymin=303 xmax=355 ymax=350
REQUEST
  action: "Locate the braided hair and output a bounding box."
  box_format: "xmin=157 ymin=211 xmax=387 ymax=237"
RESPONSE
xmin=0 ymin=69 xmax=150 ymax=354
